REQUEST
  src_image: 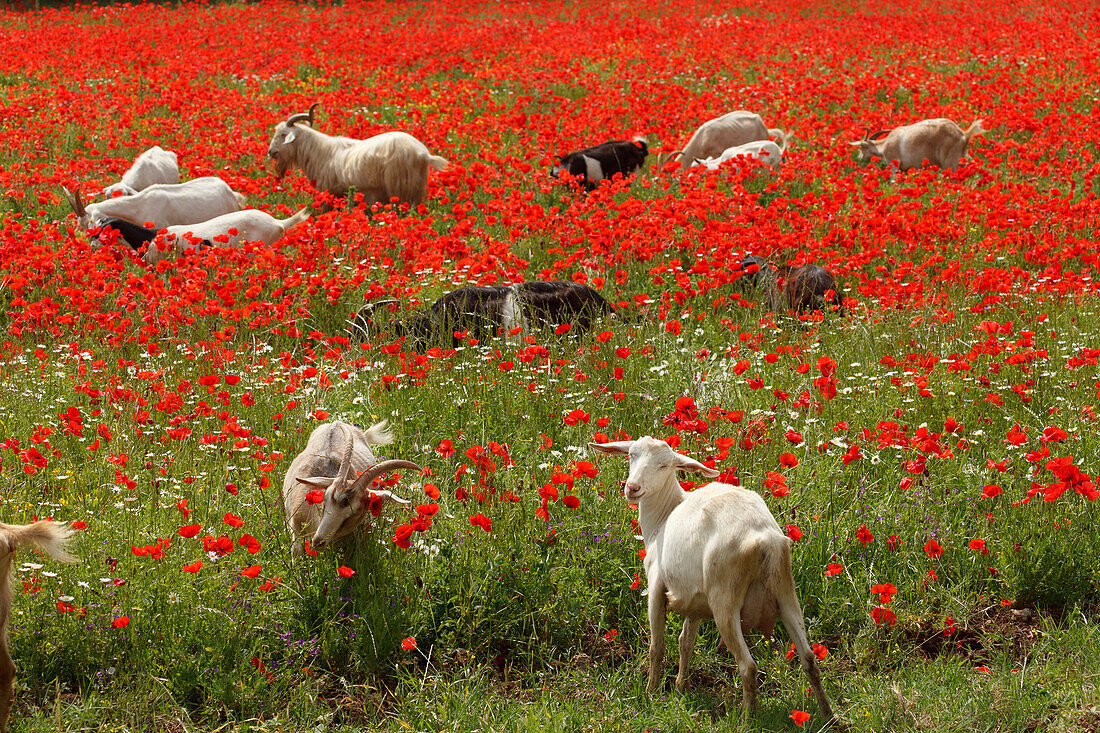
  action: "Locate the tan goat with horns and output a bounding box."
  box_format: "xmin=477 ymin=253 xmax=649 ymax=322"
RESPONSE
xmin=282 ymin=421 xmax=420 ymax=553
xmin=267 ymin=104 xmax=448 ymax=206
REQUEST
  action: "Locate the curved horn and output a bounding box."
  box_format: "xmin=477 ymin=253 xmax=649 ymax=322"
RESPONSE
xmin=348 ymin=459 xmax=421 ymax=494
xmin=334 ymin=423 xmax=356 ymax=488
xmin=286 ymin=103 xmax=319 ymax=127
xmin=868 ymin=129 xmax=890 ymax=141
xmin=61 ymin=186 xmax=86 ymax=217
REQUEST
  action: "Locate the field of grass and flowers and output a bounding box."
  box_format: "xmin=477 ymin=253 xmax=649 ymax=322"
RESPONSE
xmin=2 ymin=0 xmax=1100 ymax=730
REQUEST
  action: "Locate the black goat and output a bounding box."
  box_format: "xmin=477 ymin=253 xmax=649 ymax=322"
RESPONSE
xmin=91 ymin=217 xmax=212 ymax=252
xmin=551 ymin=138 xmax=648 ymax=192
xmin=350 ymin=281 xmax=615 ymax=349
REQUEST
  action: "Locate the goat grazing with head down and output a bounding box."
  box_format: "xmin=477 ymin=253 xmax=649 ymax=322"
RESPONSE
xmin=551 ymin=137 xmax=649 ymax=191
xmin=738 ymin=256 xmax=843 ymax=315
xmin=101 ymin=145 xmax=179 ymax=197
xmin=589 ymin=437 xmax=832 ymax=722
xmin=850 ymin=118 xmax=986 ymax=171
xmin=350 ymin=281 xmax=615 ymax=349
xmin=62 ymin=177 xmax=245 ymax=233
xmin=94 ymin=207 xmax=310 ymax=264
xmin=282 ymin=421 xmax=420 ymax=553
xmin=267 ymin=104 xmax=448 ymax=206
xmin=0 ymin=521 xmax=77 ymax=733
xmin=664 ymin=111 xmax=787 ymax=171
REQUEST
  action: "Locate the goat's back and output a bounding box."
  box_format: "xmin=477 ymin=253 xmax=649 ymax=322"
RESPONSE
xmin=681 ymin=112 xmax=769 ymax=168
xmin=885 ymin=119 xmax=968 ymax=170
xmin=282 ymin=421 xmax=392 ymax=496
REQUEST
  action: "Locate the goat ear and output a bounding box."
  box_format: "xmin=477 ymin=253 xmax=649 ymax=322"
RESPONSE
xmin=284 ymin=130 xmax=297 ymax=145
xmin=589 ymin=440 xmax=632 ymax=456
xmin=296 ymin=476 xmax=335 ymax=489
xmin=368 ymin=489 xmax=411 ymax=506
xmin=673 ymin=453 xmax=721 ymax=478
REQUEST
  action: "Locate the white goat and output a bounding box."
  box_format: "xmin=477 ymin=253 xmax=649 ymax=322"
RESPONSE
xmin=691 ymin=134 xmax=789 ymax=173
xmin=589 ymin=437 xmax=832 ymax=722
xmin=92 ymin=208 xmax=310 ymax=264
xmin=102 ymin=146 xmax=179 ymax=197
xmin=665 ymin=111 xmax=787 ymax=171
xmin=850 ymin=118 xmax=986 ymax=171
xmin=62 ymin=177 xmax=245 ymax=232
xmin=267 ymin=104 xmax=448 ymax=206
xmin=0 ymin=521 xmax=77 ymax=733
xmin=282 ymin=421 xmax=419 ymax=553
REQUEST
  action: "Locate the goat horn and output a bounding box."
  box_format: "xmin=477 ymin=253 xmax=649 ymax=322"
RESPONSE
xmin=868 ymin=129 xmax=890 ymax=140
xmin=61 ymin=186 xmax=86 ymax=217
xmin=348 ymin=459 xmax=421 ymax=495
xmin=334 ymin=423 xmax=356 ymax=488
xmin=286 ymin=103 xmax=319 ymax=127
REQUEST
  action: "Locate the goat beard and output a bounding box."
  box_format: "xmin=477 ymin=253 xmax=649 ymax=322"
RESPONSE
xmin=272 ymin=157 xmax=290 ymax=178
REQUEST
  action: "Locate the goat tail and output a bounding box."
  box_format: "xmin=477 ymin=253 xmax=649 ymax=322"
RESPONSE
xmin=427 ymin=155 xmax=449 ymax=172
xmin=964 ymin=119 xmax=987 ymax=142
xmin=760 ymin=536 xmax=792 ymax=601
xmin=361 ymin=420 xmax=394 ymax=447
xmin=234 ymin=192 xmax=247 ymax=207
xmin=282 ymin=207 xmax=311 ymax=232
xmin=0 ymin=521 xmax=78 ymax=564
xmin=768 ymin=128 xmax=790 ymax=153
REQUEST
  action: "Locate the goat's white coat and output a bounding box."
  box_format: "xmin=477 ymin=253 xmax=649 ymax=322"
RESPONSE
xmin=0 ymin=522 xmax=77 ymax=733
xmin=64 ymin=176 xmax=245 ymax=232
xmin=590 ymin=437 xmax=832 ymax=721
xmin=673 ymin=111 xmax=784 ymax=171
xmin=500 ymin=289 xmax=527 ymax=339
xmin=268 ymin=117 xmax=447 ymax=205
xmin=102 ymin=146 xmax=179 ymax=197
xmin=142 ymin=207 xmax=310 ymax=264
xmin=692 ymin=138 xmax=786 ymax=172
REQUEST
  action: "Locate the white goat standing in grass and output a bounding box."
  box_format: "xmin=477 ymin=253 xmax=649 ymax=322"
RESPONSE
xmin=267 ymin=104 xmax=448 ymax=206
xmin=0 ymin=521 xmax=77 ymax=733
xmin=590 ymin=437 xmax=833 ymax=722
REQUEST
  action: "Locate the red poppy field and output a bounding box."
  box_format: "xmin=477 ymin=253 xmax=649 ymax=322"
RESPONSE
xmin=2 ymin=0 xmax=1100 ymax=730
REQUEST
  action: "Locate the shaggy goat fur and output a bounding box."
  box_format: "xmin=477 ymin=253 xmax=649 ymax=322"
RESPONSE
xmin=0 ymin=521 xmax=76 ymax=733
xmin=268 ymin=106 xmax=448 ymax=205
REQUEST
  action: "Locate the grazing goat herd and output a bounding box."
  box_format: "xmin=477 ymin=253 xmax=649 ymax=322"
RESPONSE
xmin=2 ymin=104 xmax=989 ymax=728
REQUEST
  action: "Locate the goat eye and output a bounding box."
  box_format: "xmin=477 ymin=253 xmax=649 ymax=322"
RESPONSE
xmin=337 ymin=494 xmax=350 ymax=508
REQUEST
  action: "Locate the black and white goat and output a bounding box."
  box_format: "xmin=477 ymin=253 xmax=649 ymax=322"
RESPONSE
xmin=350 ymin=281 xmax=615 ymax=348
xmin=551 ymin=138 xmax=648 ymax=191
xmin=93 ymin=207 xmax=310 ymax=264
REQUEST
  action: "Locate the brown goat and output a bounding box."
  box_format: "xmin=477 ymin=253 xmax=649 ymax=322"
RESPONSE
xmin=738 ymin=256 xmax=843 ymax=315
xmin=0 ymin=521 xmax=76 ymax=733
